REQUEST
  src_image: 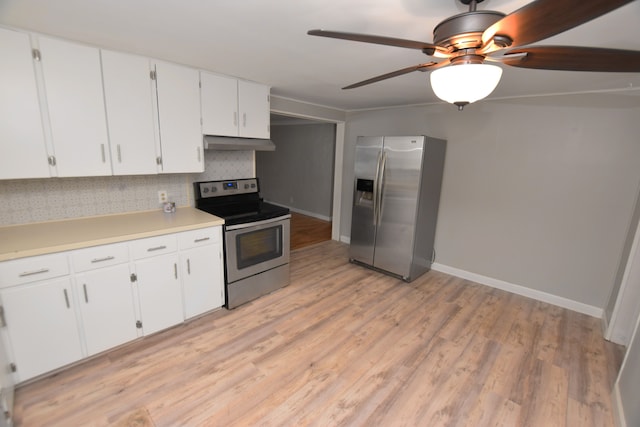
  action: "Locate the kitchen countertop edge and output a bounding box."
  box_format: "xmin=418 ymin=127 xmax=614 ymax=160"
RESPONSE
xmin=0 ymin=207 xmax=224 ymax=262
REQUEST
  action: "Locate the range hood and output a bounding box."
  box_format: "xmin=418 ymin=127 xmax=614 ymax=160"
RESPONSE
xmin=203 ymin=135 xmax=275 ymax=151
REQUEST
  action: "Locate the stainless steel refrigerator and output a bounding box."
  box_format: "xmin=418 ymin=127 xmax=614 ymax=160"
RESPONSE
xmin=349 ymin=135 xmax=446 ymax=281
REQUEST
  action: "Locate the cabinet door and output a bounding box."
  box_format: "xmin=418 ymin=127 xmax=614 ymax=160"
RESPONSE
xmin=155 ymin=61 xmax=203 ymax=173
xmin=181 ymin=242 xmax=224 ymax=319
xmin=0 ymin=277 xmax=82 ymax=383
xmin=0 ymin=28 xmax=50 ymax=179
xmin=0 ymin=337 xmax=14 ymax=427
xmin=135 ymin=253 xmax=184 ymax=335
xmin=238 ymin=80 xmax=270 ymax=139
xmin=200 ymin=72 xmax=239 ymax=137
xmin=75 ymin=264 xmax=138 ymax=356
xmin=38 ymin=36 xmax=111 ymax=177
xmin=101 ymin=50 xmax=159 ymax=175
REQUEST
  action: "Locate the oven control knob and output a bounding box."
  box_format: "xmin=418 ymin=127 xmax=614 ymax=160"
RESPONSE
xmin=211 ymin=187 xmax=217 ymax=192
xmin=244 ymin=184 xmax=249 ymax=189
xmin=203 ymin=187 xmax=209 ymax=194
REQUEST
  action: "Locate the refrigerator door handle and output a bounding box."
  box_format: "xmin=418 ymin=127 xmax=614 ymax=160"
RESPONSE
xmin=373 ymin=150 xmax=383 ymax=226
xmin=377 ymin=152 xmax=388 ymax=226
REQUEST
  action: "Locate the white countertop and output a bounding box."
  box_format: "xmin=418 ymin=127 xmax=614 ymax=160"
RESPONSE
xmin=0 ymin=207 xmax=224 ymax=262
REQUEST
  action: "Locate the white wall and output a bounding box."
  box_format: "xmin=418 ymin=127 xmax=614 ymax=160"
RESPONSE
xmin=342 ymin=93 xmax=640 ymax=311
xmin=614 ymin=309 xmax=640 ymax=426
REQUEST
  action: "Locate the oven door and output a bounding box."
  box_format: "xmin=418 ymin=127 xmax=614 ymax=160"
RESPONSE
xmin=224 ymin=215 xmax=291 ymax=284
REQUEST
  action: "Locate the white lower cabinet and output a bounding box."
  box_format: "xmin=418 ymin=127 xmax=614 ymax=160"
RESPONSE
xmin=72 ymin=242 xmax=138 ymax=356
xmin=0 ymin=277 xmax=83 ymax=383
xmin=179 ymin=228 xmax=224 ymax=319
xmin=134 ymin=252 xmax=184 ymax=336
xmin=130 ymin=234 xmax=184 ymax=336
xmin=75 ymin=264 xmax=138 ymax=356
xmin=0 ymin=225 xmax=223 ymax=384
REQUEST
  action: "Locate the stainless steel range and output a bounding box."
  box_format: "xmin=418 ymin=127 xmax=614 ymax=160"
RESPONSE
xmin=193 ymin=178 xmax=291 ymax=309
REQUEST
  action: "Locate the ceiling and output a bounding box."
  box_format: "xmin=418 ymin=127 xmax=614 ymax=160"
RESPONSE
xmin=1 ymin=0 xmax=639 ymax=111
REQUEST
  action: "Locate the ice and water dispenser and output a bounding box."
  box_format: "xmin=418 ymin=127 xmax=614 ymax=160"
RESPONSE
xmin=354 ymin=178 xmax=375 ymax=207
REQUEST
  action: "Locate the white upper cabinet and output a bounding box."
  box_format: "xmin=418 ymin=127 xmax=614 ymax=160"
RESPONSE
xmin=201 ymin=73 xmax=239 ymax=137
xmin=238 ymin=80 xmax=270 ymax=139
xmin=201 ymin=72 xmax=271 ymax=139
xmin=0 ymin=27 xmax=50 ymax=179
xmin=154 ymin=61 xmax=203 ymax=173
xmin=37 ymin=36 xmax=112 ymax=177
xmin=101 ymin=50 xmax=159 ymax=175
xmin=1 ymin=28 xmax=273 ymax=179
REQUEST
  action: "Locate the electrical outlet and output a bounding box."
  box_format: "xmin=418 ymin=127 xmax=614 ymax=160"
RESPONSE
xmin=158 ymin=190 xmax=168 ymax=203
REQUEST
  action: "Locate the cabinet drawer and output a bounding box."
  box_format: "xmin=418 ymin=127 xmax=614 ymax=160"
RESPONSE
xmin=130 ymin=234 xmax=177 ymax=260
xmin=0 ymin=252 xmax=69 ymax=288
xmin=72 ymin=242 xmax=129 ymax=272
xmin=177 ymin=227 xmax=221 ymax=250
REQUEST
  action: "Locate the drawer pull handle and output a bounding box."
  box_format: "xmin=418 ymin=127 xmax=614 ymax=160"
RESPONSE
xmin=147 ymin=245 xmax=167 ymax=252
xmin=187 ymin=259 xmax=191 ymax=275
xmin=174 ymin=263 xmax=178 ymax=279
xmin=194 ymin=237 xmax=210 ymax=243
xmin=83 ymin=284 xmax=89 ymax=303
xmin=91 ymin=256 xmax=115 ymax=263
xmin=63 ymin=289 xmax=70 ymax=309
xmin=19 ymin=268 xmax=50 ymax=277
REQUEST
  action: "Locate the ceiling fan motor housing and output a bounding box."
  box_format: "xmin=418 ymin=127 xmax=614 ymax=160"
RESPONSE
xmin=433 ymin=10 xmax=505 ymax=51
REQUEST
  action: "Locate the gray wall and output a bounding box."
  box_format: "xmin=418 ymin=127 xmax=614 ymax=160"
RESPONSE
xmin=341 ymin=93 xmax=640 ymax=310
xmin=256 ymin=123 xmax=335 ymax=220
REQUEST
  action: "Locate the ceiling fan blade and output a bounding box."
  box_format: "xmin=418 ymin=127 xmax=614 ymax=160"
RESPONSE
xmin=342 ymin=62 xmax=444 ymax=89
xmin=501 ymin=46 xmax=640 ymax=72
xmin=308 ymin=29 xmax=444 ymax=56
xmin=482 ymin=0 xmax=635 ymax=49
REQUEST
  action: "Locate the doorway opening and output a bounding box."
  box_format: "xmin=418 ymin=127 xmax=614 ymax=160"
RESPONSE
xmin=256 ymin=113 xmax=344 ymax=249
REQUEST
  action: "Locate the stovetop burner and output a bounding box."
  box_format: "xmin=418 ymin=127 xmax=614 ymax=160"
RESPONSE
xmin=193 ymin=178 xmax=290 ymax=226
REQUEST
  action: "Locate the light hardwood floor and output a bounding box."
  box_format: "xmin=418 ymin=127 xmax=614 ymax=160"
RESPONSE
xmin=13 ymin=241 xmax=624 ymax=426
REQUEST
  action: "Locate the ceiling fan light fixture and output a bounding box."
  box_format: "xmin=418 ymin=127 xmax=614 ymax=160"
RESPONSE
xmin=430 ymin=63 xmax=503 ymax=109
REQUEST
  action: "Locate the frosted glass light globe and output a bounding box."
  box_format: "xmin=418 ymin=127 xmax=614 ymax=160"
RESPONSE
xmin=430 ymin=63 xmax=503 ymax=106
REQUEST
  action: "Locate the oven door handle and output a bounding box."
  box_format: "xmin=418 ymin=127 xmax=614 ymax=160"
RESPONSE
xmin=225 ymin=214 xmax=291 ymax=231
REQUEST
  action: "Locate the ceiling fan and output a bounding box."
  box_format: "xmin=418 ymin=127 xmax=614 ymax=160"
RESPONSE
xmin=308 ymin=0 xmax=640 ymax=110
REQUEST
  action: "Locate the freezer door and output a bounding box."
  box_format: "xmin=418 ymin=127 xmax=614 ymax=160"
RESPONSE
xmin=349 ymin=136 xmax=383 ymax=265
xmin=373 ymin=136 xmax=425 ymax=278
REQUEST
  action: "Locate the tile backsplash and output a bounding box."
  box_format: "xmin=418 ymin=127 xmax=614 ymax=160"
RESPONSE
xmin=0 ymin=150 xmax=253 ymax=226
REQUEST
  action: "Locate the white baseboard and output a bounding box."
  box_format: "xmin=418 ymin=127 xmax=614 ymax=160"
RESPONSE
xmin=290 ymin=206 xmax=331 ymax=222
xmin=612 ymin=383 xmax=626 ymax=427
xmin=340 ymin=235 xmax=350 ymax=244
xmin=431 ymin=263 xmax=603 ymax=318
xmin=264 ymin=200 xmax=331 ymax=222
